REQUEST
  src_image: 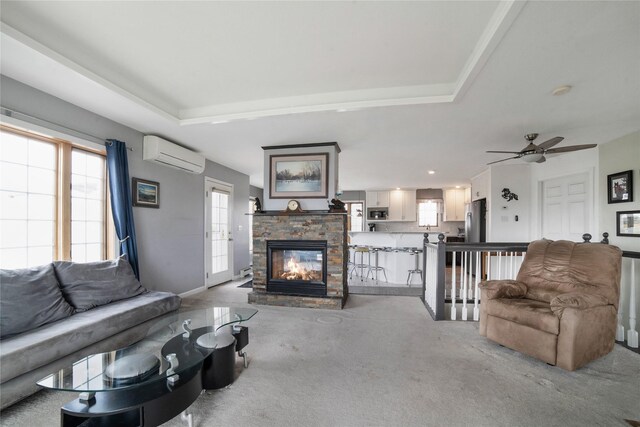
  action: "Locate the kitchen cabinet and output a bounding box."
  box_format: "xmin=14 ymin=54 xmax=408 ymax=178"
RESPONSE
xmin=388 ymin=190 xmax=416 ymax=221
xmin=366 ymin=191 xmax=390 ymax=208
xmin=443 ymin=188 xmax=466 ymax=221
xmin=471 ymin=170 xmax=489 ymax=201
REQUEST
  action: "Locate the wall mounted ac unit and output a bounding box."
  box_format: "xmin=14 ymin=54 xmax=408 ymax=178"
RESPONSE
xmin=143 ymin=135 xmax=205 ymax=174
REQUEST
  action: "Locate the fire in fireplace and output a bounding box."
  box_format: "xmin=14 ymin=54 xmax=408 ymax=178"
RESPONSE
xmin=267 ymin=240 xmax=327 ymax=296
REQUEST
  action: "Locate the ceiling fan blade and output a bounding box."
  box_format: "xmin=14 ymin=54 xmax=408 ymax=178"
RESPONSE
xmin=487 ymin=156 xmax=520 ymax=165
xmin=544 ymin=144 xmax=597 ymax=154
xmin=486 ymin=150 xmax=521 ymax=154
xmin=537 ymin=137 xmax=564 ymax=150
xmin=520 ymin=142 xmax=539 ymax=153
xmin=536 ymin=156 xmax=546 ymax=163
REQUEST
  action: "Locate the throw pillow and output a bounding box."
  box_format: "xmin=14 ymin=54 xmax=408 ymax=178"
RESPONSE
xmin=53 ymin=258 xmax=146 ymax=312
xmin=0 ymin=264 xmax=75 ymax=339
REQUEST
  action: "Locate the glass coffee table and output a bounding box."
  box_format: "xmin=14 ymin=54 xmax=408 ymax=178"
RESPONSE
xmin=37 ymin=307 xmax=257 ymax=427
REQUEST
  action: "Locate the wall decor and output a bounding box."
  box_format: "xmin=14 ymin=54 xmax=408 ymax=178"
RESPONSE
xmin=132 ymin=178 xmax=160 ymax=208
xmin=616 ymin=210 xmax=640 ymax=237
xmin=501 ymin=188 xmax=519 ymax=202
xmin=269 ymin=153 xmax=328 ymax=199
xmin=607 ymin=170 xmax=633 ymax=203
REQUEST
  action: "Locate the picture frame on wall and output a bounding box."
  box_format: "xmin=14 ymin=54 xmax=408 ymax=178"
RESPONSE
xmin=269 ymin=153 xmax=329 ymax=199
xmin=132 ymin=178 xmax=160 ymax=208
xmin=616 ymin=210 xmax=640 ymax=237
xmin=607 ymin=170 xmax=633 ymax=203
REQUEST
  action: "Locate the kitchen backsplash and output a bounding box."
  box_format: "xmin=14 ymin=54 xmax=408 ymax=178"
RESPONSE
xmin=372 ymin=219 xmax=465 ymax=235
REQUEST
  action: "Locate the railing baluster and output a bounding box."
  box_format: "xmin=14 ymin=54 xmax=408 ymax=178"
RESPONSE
xmin=473 ymin=251 xmax=480 ymax=321
xmin=628 ymin=258 xmax=638 ymax=348
xmin=617 ymin=264 xmax=626 ymax=341
xmin=462 ymin=251 xmax=468 ymax=321
xmin=510 ymin=251 xmax=514 ymax=279
xmin=451 ymin=251 xmax=457 ymax=320
xmin=460 ymin=250 xmax=465 ymax=308
xmin=498 ymin=252 xmax=502 ymax=280
xmin=468 ymin=252 xmax=474 ymax=300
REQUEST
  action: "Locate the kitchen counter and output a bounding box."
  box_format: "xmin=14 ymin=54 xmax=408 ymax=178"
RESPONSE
xmin=348 ymin=232 xmax=448 ymax=285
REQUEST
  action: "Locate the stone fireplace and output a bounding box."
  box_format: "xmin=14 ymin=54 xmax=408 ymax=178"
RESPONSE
xmin=249 ymin=213 xmax=348 ymax=309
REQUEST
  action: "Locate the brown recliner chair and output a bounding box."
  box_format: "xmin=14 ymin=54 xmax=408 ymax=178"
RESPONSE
xmin=479 ymin=239 xmax=622 ymax=371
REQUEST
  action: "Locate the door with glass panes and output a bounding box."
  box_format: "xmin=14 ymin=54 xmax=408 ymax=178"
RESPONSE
xmin=205 ymin=178 xmax=233 ymax=287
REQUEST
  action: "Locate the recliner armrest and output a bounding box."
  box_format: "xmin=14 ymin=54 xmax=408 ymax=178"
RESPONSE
xmin=479 ymin=280 xmax=527 ymax=300
xmin=550 ymin=292 xmax=611 ymax=317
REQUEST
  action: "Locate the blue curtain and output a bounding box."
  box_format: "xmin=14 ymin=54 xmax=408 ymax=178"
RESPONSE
xmin=106 ymin=139 xmax=140 ymax=280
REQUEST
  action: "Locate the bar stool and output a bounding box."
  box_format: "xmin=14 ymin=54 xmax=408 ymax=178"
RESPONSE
xmin=347 ymin=245 xmax=357 ymax=279
xmin=406 ymin=247 xmax=423 ymax=286
xmin=353 ymin=246 xmax=371 ymax=281
xmin=367 ymin=246 xmax=388 ymax=282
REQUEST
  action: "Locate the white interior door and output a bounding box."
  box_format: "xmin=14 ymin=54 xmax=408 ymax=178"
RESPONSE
xmin=205 ymin=178 xmax=233 ymax=287
xmin=541 ymin=172 xmax=591 ymax=241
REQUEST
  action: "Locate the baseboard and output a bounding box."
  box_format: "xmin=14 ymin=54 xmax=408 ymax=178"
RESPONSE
xmin=179 ymin=286 xmax=207 ymax=298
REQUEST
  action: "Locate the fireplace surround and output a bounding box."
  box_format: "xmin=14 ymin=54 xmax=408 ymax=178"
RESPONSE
xmin=249 ymin=213 xmax=348 ymax=309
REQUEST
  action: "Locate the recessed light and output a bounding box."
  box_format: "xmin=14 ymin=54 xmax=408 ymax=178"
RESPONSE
xmin=211 ymin=120 xmax=229 ymax=124
xmin=455 ymin=185 xmax=461 ymax=189
xmin=428 ymin=170 xmax=435 ymax=175
xmin=552 ymin=85 xmax=572 ymax=96
xmin=396 ymin=187 xmax=401 ymax=190
xmin=336 ymin=108 xmax=349 ymax=113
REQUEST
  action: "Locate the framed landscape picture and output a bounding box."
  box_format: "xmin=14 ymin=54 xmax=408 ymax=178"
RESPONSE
xmin=269 ymin=153 xmax=329 ymax=199
xmin=617 ymin=210 xmax=640 ymax=237
xmin=132 ymin=178 xmax=160 ymax=208
xmin=607 ymin=170 xmax=633 ymax=203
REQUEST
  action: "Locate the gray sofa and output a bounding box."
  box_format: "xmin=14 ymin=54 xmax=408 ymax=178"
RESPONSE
xmin=0 ymin=259 xmax=181 ymax=409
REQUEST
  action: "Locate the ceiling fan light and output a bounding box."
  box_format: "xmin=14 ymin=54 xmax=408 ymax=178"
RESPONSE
xmin=552 ymin=85 xmax=572 ymax=96
xmin=522 ymin=153 xmax=544 ymax=163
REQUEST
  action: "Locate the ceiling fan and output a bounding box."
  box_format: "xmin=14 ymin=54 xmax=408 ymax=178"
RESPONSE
xmin=486 ymin=133 xmax=597 ymax=165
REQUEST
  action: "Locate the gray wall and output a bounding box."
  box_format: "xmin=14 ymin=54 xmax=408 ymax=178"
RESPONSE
xmin=0 ymin=75 xmax=251 ymax=294
xmin=249 ymin=185 xmax=263 ymax=200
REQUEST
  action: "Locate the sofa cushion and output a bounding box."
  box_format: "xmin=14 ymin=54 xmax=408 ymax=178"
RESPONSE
xmin=485 ymin=298 xmax=560 ymax=335
xmin=0 ymin=291 xmax=180 ymax=384
xmin=479 ymin=280 xmax=527 ymax=300
xmin=516 ymin=240 xmax=622 ymax=306
xmin=0 ymin=264 xmax=75 ymax=339
xmin=53 ymin=258 xmax=146 ymax=311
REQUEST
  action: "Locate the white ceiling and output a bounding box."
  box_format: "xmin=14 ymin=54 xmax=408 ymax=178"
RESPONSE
xmin=1 ymin=1 xmax=639 ymax=190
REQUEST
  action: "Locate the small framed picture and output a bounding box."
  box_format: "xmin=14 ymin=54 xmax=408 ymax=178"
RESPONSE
xmin=607 ymin=170 xmax=633 ymax=203
xmin=617 ymin=211 xmax=640 ymax=237
xmin=132 ymin=178 xmax=160 ymax=208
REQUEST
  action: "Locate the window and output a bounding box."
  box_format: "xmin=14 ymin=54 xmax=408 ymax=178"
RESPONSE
xmin=418 ymin=200 xmax=439 ymax=227
xmin=346 ymin=202 xmax=364 ymax=232
xmin=71 ymin=149 xmax=107 ymax=262
xmin=0 ymin=125 xmax=111 ymax=269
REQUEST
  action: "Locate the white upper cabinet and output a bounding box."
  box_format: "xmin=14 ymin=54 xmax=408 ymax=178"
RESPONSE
xmin=388 ymin=190 xmax=416 ymax=221
xmin=443 ymin=188 xmax=466 ymax=221
xmin=366 ymin=191 xmax=390 ymax=208
xmin=471 ymin=170 xmax=489 ymax=201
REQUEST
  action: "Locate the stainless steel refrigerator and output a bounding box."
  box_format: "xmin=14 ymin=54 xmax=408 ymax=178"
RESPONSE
xmin=465 ymin=199 xmax=486 ymax=274
xmin=465 ymin=198 xmax=486 ymax=243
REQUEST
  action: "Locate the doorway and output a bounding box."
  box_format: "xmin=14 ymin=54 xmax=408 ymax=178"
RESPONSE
xmin=541 ymin=172 xmax=591 ymax=241
xmin=205 ymin=178 xmax=234 ymax=287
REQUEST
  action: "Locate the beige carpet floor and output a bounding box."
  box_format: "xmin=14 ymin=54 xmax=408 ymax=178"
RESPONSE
xmin=2 ymin=281 xmax=639 ymax=426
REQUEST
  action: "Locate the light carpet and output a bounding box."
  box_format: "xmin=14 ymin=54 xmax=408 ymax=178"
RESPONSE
xmin=2 ymin=282 xmax=639 ymax=426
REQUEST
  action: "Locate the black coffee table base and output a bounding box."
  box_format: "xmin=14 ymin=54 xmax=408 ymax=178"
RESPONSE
xmin=59 ymin=327 xmax=250 ymax=427
xmin=61 ymin=364 xmax=202 ymax=427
